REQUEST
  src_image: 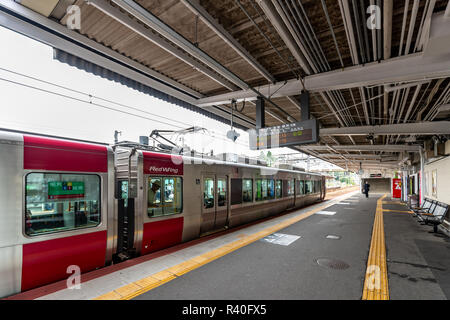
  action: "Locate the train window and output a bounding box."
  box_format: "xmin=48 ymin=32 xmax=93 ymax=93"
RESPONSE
xmin=148 ymin=177 xmax=182 ymax=217
xmin=204 ymin=178 xmax=215 ymax=209
xmin=305 ymin=180 xmax=313 ymax=194
xmin=243 ymin=179 xmax=253 ymax=203
xmin=256 ymin=179 xmax=276 ymax=200
xmin=268 ymin=180 xmax=275 ymax=199
xmin=217 ymin=179 xmax=227 ymax=207
xmin=148 ymin=178 xmax=163 ymax=216
xmin=314 ymin=181 xmax=320 ymax=193
xmin=262 ymin=180 xmax=268 ymax=200
xmin=287 ymin=179 xmax=295 ymax=196
xmin=299 ymin=180 xmax=305 ymax=195
xmin=231 ymin=179 xmax=243 ymax=205
xmin=256 ymin=179 xmax=262 ymax=201
xmin=276 ymin=180 xmax=282 ymax=198
xmin=25 ymin=173 xmax=101 ymax=236
xmin=162 ymin=177 xmax=183 ymax=215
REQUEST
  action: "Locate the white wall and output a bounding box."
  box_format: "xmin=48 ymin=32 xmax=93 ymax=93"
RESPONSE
xmin=424 ymin=156 xmax=450 ymax=204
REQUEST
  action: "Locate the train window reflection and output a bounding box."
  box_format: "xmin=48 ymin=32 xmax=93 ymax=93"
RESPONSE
xmin=256 ymin=179 xmax=262 ymax=201
xmin=217 ymin=179 xmax=227 ymax=207
xmin=262 ymin=180 xmax=268 ymax=200
xmin=268 ymin=180 xmax=275 ymax=199
xmin=276 ymin=180 xmax=282 ymax=198
xmin=314 ymin=181 xmax=320 ymax=193
xmin=25 ymin=173 xmax=101 ymax=236
xmin=243 ymin=179 xmax=253 ymax=203
xmin=298 ymin=180 xmax=305 ymax=195
xmin=287 ymin=180 xmax=295 ymax=196
xmin=163 ymin=177 xmax=182 ymax=215
xmin=148 ymin=177 xmax=182 ymax=217
xmin=204 ymin=178 xmax=214 ymax=209
xmin=305 ymin=181 xmax=313 ymax=194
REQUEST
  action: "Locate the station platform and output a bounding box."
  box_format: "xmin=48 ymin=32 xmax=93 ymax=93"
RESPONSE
xmin=6 ymin=191 xmax=450 ymax=301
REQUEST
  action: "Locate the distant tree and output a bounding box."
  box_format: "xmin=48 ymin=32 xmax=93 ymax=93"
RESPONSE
xmin=259 ymin=151 xmax=277 ymax=167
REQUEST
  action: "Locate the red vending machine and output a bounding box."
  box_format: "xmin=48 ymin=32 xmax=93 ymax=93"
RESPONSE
xmin=392 ymin=178 xmax=402 ymax=199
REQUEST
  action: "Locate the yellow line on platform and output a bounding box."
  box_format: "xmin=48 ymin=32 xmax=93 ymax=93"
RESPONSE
xmin=382 ymin=209 xmax=414 ymax=214
xmin=362 ymin=194 xmax=389 ymax=300
xmin=94 ymin=192 xmax=357 ymax=300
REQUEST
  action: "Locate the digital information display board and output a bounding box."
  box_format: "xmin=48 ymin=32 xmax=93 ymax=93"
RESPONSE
xmin=48 ymin=181 xmax=85 ymax=200
xmin=248 ymin=119 xmax=319 ymax=150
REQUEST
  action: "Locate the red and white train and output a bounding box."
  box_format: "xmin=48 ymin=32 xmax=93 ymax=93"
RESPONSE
xmin=0 ymin=130 xmax=325 ymax=298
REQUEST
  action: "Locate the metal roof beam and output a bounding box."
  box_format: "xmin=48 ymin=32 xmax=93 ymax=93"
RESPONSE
xmin=181 ymin=0 xmax=275 ymax=83
xmin=0 ymin=0 xmax=204 ymax=101
xmin=303 ymin=145 xmax=421 ymax=152
xmin=106 ymin=0 xmax=250 ymax=91
xmin=101 ymin=0 xmax=298 ymax=122
xmin=88 ymin=0 xmax=239 ymax=91
xmin=195 ymin=52 xmax=450 ymax=105
xmin=317 ymin=154 xmax=396 ymax=160
xmin=320 ymin=121 xmax=450 ymax=136
xmin=256 ymin=0 xmax=312 ymax=75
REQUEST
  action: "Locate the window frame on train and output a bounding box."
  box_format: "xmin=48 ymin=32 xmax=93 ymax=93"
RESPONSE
xmin=217 ymin=178 xmax=227 ymax=207
xmin=305 ymin=180 xmax=313 ymax=194
xmin=148 ymin=176 xmax=183 ymax=218
xmin=275 ymin=180 xmax=282 ymax=199
xmin=287 ymin=179 xmax=295 ymax=196
xmin=256 ymin=179 xmax=275 ymax=202
xmin=24 ymin=172 xmax=102 ymax=237
xmin=299 ymin=180 xmax=305 ymax=195
xmin=203 ymin=177 xmax=215 ymax=209
xmin=242 ymin=178 xmax=253 ymax=203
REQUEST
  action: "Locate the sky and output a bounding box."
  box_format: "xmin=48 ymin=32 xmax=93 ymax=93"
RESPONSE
xmin=0 ymin=25 xmax=340 ymax=171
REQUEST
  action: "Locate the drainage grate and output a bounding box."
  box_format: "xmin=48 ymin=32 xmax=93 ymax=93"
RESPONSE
xmin=316 ymin=258 xmax=350 ymax=270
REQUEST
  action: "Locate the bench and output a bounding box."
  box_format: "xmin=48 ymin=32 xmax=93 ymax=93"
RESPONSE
xmin=411 ymin=198 xmax=434 ymax=217
xmin=419 ymin=202 xmax=449 ymax=233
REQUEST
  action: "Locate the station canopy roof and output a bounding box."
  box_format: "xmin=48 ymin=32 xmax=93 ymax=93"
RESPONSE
xmin=2 ymin=0 xmax=450 ymax=172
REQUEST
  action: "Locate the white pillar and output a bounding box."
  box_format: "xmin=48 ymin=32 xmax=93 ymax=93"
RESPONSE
xmin=419 ymin=147 xmax=425 ymax=206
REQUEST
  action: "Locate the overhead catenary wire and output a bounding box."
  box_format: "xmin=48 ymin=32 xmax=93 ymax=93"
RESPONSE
xmin=0 ymin=69 xmax=252 ymax=147
xmin=0 ymin=66 xmax=252 ymax=141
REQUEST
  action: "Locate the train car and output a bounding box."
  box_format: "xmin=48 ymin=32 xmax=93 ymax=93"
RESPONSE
xmin=0 ymin=130 xmax=325 ymax=298
xmin=112 ymin=145 xmax=325 ymax=261
xmin=0 ymin=130 xmax=115 ymax=298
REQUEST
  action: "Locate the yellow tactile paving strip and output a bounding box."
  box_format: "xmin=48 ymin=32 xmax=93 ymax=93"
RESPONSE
xmin=362 ymin=194 xmax=389 ymax=300
xmin=94 ymin=193 xmax=356 ymax=300
xmin=382 ymin=209 xmax=414 ymax=214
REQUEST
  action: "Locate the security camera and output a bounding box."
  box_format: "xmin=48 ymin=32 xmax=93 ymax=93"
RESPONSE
xmin=227 ymin=129 xmax=240 ymax=142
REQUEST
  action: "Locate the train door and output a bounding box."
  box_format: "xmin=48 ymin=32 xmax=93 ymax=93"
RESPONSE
xmin=321 ymin=177 xmax=326 ymax=200
xmin=200 ymin=175 xmax=229 ymax=235
xmin=115 ymin=180 xmax=135 ymax=261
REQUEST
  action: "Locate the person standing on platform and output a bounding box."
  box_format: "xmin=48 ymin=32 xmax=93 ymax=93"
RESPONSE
xmin=363 ymin=181 xmax=370 ymax=198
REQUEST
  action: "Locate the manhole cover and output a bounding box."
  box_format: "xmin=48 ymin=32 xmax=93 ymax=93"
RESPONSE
xmin=326 ymin=235 xmax=341 ymax=240
xmin=316 ymin=258 xmax=350 ymax=270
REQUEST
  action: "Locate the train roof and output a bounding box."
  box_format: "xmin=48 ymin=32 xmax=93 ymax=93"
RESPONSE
xmin=0 ymin=129 xmax=323 ymax=177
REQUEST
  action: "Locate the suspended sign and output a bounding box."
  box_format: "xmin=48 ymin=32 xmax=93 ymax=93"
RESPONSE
xmin=248 ymin=119 xmax=319 ymax=150
xmin=392 ymin=178 xmax=402 ymax=199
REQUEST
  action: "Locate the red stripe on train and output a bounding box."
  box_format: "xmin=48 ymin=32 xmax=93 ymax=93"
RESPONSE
xmin=23 ymin=136 xmax=108 ymax=172
xmin=21 ymin=231 xmax=107 ymax=292
xmin=141 ymin=217 xmax=184 ymax=255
